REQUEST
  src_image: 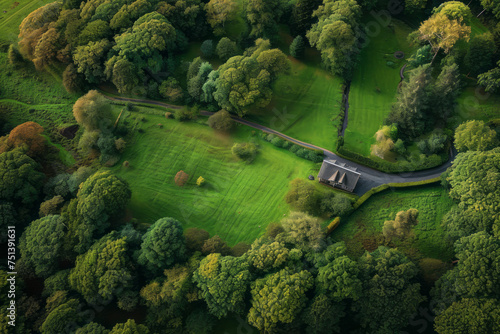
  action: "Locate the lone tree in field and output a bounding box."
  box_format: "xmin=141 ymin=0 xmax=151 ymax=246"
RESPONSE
xmin=208 ymin=110 xmax=233 ymax=132
xmin=175 ymin=170 xmax=189 ymax=187
xmin=383 ymin=208 xmax=419 ymax=240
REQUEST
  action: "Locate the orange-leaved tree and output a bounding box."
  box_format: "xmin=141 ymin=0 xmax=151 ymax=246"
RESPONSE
xmin=8 ymin=121 xmax=46 ymax=157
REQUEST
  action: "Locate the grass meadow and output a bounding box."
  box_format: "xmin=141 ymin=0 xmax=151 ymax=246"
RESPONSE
xmin=0 ymin=0 xmax=54 ymax=48
xmin=248 ymin=56 xmax=344 ymax=152
xmin=343 ymin=19 xmax=416 ymax=156
xmin=109 ymin=106 xmax=327 ymax=246
xmin=331 ymin=184 xmax=455 ymax=262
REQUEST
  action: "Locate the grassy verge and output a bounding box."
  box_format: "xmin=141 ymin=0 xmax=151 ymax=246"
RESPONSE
xmin=331 ymin=184 xmax=454 ymax=262
xmin=108 ymin=106 xmax=324 ymax=246
xmin=344 ymin=18 xmax=416 ymax=156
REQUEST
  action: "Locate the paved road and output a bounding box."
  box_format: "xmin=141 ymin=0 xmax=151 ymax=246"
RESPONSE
xmin=103 ymin=94 xmax=453 ymax=196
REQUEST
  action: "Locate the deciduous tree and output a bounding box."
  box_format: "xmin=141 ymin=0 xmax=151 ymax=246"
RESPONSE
xmin=455 ymin=120 xmax=498 ymax=152
xmin=193 ymin=253 xmax=252 ymax=318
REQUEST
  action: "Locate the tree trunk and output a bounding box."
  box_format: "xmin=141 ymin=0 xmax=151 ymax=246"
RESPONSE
xmin=430 ymin=50 xmax=439 ymax=65
xmin=477 ymin=9 xmax=486 ymax=17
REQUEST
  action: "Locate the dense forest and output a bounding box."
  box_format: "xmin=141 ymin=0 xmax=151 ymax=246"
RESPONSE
xmin=0 ymin=0 xmax=500 ymax=333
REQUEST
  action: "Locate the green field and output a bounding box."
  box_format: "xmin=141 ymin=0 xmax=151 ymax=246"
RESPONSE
xmin=0 ymin=0 xmax=54 ymax=48
xmin=248 ymin=58 xmax=344 ymax=152
xmin=109 ymin=107 xmax=325 ymax=245
xmin=331 ymin=185 xmax=455 ymax=262
xmin=344 ymin=19 xmax=417 ymax=156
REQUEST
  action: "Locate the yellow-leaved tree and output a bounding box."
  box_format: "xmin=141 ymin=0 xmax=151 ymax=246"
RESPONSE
xmin=418 ymin=12 xmax=471 ymax=64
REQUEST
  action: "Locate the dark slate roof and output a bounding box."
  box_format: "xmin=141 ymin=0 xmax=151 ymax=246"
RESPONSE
xmin=317 ymin=159 xmax=361 ymax=192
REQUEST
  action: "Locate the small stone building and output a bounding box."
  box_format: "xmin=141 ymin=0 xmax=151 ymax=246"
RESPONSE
xmin=317 ymin=159 xmax=360 ymax=192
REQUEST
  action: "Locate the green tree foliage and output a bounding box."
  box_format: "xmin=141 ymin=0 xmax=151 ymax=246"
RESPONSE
xmin=432 ymin=1 xmax=472 ymax=21
xmin=354 ymin=247 xmax=424 ymax=333
xmin=159 ymin=77 xmax=184 ymax=103
xmin=290 ymin=35 xmax=305 ymax=58
xmin=208 ymin=109 xmax=234 ymax=131
xmin=478 ymin=60 xmax=500 ymax=93
xmin=184 ymin=227 xmax=210 ymax=252
xmin=73 ymin=39 xmax=112 ymax=84
xmin=383 ymin=208 xmax=419 ymax=239
xmin=110 ymin=0 xmax=152 ymax=31
xmin=112 ymin=12 xmax=176 ymax=72
xmin=187 ymin=56 xmax=203 ymax=81
xmin=77 ymin=171 xmax=131 ymax=222
xmin=0 ymin=149 xmax=43 ymax=205
xmin=214 ymin=42 xmax=289 ymax=115
xmin=246 ymin=0 xmax=285 ymax=37
xmin=206 ymin=0 xmax=238 ymax=36
xmin=40 ymin=299 xmax=80 ymax=334
xmin=316 ymin=253 xmax=362 ymax=301
xmin=105 ymin=56 xmax=141 ymax=94
xmin=292 ymin=0 xmax=323 ymax=35
xmin=43 ymin=270 xmax=71 ymax=297
xmin=434 ymin=298 xmax=500 ymax=334
xmin=63 ymin=64 xmax=84 ymax=94
xmin=445 ymin=148 xmax=500 ymax=237
xmin=319 ymin=192 xmax=353 ymax=217
xmin=215 ymin=37 xmax=238 ymax=61
xmin=247 ymin=269 xmax=313 ymax=332
xmin=405 ymin=0 xmax=427 ymax=15
xmin=202 ymin=235 xmax=231 ymax=255
xmin=302 ymin=294 xmax=344 ymax=334
xmin=39 ymin=195 xmax=65 ymax=217
xmin=140 ymin=265 xmax=192 ymax=329
xmin=138 ymin=217 xmax=187 ymax=273
xmin=465 ymin=33 xmax=497 ymax=76
xmin=246 ymin=237 xmax=289 ymax=272
xmin=201 ymin=40 xmax=214 ymax=58
xmin=409 ymin=45 xmax=432 ymax=67
xmin=417 ymin=132 xmax=447 ymax=155
xmin=69 ymin=234 xmax=133 ymax=304
xmin=285 ymin=178 xmax=318 ymax=213
xmin=480 ymin=0 xmax=500 ymax=19
xmin=387 ymin=65 xmax=432 ymax=138
xmin=156 ymin=0 xmax=206 ymax=38
xmin=78 ymin=19 xmax=111 ymax=45
xmin=76 ymin=322 xmax=110 ymax=334
xmin=455 ymin=120 xmax=498 ymax=152
xmin=188 ymin=62 xmax=213 ymax=101
xmin=432 ymin=63 xmax=461 ymax=121
xmin=0 ymin=202 xmax=16 ymax=243
xmin=278 ymin=212 xmax=324 ymax=251
xmin=433 ymin=232 xmax=500 ymax=316
xmin=109 ymin=319 xmax=150 ymax=334
xmin=306 ymin=0 xmax=361 ymax=79
xmin=19 ymin=215 xmax=66 ymax=278
xmin=231 ymin=142 xmax=258 ymax=163
xmin=193 ymin=253 xmax=252 ymax=318
xmin=7 ymin=44 xmax=23 ymax=66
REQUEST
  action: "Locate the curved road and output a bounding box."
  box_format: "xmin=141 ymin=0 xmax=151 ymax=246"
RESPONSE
xmin=103 ymin=94 xmax=453 ymax=196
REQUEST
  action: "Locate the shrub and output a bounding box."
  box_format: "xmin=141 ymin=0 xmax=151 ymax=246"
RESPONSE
xmin=174 ymin=107 xmax=195 ymax=121
xmin=232 ymin=142 xmax=258 ymax=163
xmin=216 ymin=37 xmax=238 ymax=61
xmin=290 ymin=35 xmax=305 ymax=58
xmin=123 ymin=161 xmax=130 ymax=168
xmin=319 ymin=192 xmax=353 ymax=217
xmin=175 ymin=170 xmax=189 ymax=186
xmin=39 ymin=195 xmax=65 ymax=217
xmin=159 ymin=78 xmax=184 ymax=103
xmin=196 ymin=176 xmax=205 ymax=186
xmin=201 ymin=40 xmax=214 ymax=58
xmin=208 ymin=110 xmax=233 ymax=131
xmin=185 ymin=228 xmax=210 ymax=252
xmin=285 ymin=178 xmax=318 ymax=213
xmin=7 ymin=121 xmax=46 ymax=157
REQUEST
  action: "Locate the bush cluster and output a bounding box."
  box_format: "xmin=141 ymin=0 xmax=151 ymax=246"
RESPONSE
xmin=261 ymin=133 xmax=323 ymax=163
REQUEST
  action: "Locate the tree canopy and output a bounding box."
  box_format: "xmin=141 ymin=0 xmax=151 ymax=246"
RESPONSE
xmin=193 ymin=253 xmax=252 ymax=318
